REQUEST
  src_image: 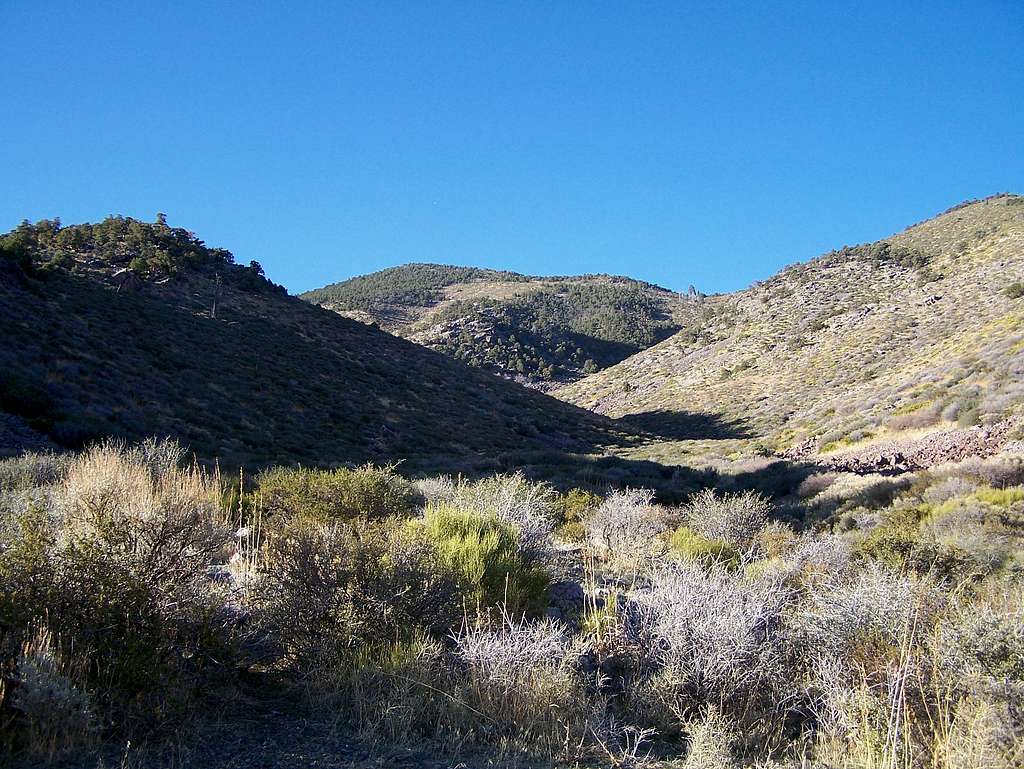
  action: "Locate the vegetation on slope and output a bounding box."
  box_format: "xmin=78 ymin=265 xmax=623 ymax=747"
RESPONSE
xmin=559 ymin=194 xmax=1024 ymax=456
xmin=303 ymin=265 xmax=691 ymax=385
xmin=0 ymin=216 xmax=652 ymax=477
xmin=301 ymin=263 xmax=530 ymax=312
xmin=0 ymin=214 xmax=273 ymax=287
xmin=2 ymin=440 xmax=1021 ymax=767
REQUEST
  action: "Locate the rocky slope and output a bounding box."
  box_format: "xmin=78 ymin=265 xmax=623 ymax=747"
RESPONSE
xmin=557 ymin=195 xmax=1024 ymax=460
xmin=302 ymin=264 xmax=697 ymax=387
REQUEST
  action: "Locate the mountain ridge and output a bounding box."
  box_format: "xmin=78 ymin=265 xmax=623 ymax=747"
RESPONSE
xmin=556 ymin=193 xmax=1024 ymax=461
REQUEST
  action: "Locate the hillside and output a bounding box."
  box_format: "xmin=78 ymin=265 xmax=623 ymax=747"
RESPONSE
xmin=301 ymin=264 xmax=695 ymax=386
xmin=0 ymin=217 xmax=646 ymax=475
xmin=557 ymin=194 xmax=1024 ymax=460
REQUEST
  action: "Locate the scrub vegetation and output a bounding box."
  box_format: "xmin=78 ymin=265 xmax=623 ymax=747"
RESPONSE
xmin=2 ymin=198 xmax=1023 ymax=767
xmin=1 ymin=440 xmax=1022 ymax=767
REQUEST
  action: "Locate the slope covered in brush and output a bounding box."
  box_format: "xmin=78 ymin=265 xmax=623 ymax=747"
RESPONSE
xmin=557 ymin=195 xmax=1024 ymax=455
xmin=0 ymin=217 xmax=638 ymax=472
xmin=302 ymin=264 xmax=693 ymax=386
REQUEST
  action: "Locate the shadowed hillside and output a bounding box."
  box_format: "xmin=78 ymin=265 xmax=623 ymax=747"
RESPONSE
xmin=557 ymin=195 xmax=1024 ymax=461
xmin=0 ymin=217 xmax=649 ymax=475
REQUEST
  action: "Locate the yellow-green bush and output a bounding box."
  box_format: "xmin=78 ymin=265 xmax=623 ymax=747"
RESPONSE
xmin=554 ymin=519 xmax=587 ymax=543
xmin=854 ymin=507 xmax=974 ymax=580
xmin=0 ymin=505 xmax=56 ymax=630
xmin=972 ymin=485 xmax=1024 ymax=507
xmin=420 ymin=504 xmax=549 ymax=616
xmin=556 ymin=488 xmax=601 ymax=525
xmin=667 ymin=526 xmax=740 ymax=568
xmin=256 ymin=464 xmax=419 ymax=522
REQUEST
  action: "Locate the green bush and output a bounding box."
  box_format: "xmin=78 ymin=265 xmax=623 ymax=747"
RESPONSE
xmin=554 ymin=520 xmax=587 ymax=543
xmin=257 ymin=517 xmax=458 ymax=668
xmin=256 ymin=464 xmax=419 ymax=522
xmin=854 ymin=507 xmax=972 ymax=580
xmin=1004 ymin=281 xmax=1024 ymax=299
xmin=667 ymin=526 xmax=740 ymax=568
xmin=556 ymin=488 xmax=601 ymax=525
xmin=420 ymin=503 xmax=549 ymax=616
xmin=972 ymin=485 xmax=1024 ymax=507
xmin=0 ymin=504 xmax=57 ymax=630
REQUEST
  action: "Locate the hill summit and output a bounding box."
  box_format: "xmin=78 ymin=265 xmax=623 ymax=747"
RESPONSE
xmin=302 ymin=264 xmax=695 ymax=387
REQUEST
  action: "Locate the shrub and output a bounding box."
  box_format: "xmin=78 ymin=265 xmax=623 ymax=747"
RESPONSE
xmin=934 ymin=591 xmax=1024 ymax=685
xmin=784 ymin=535 xmax=852 ymax=584
xmin=255 ymin=517 xmax=458 ymax=669
xmin=1004 ymin=281 xmax=1024 ymax=299
xmin=796 ymin=472 xmax=839 ymax=499
xmin=854 ymin=506 xmax=975 ymax=579
xmin=554 ymin=519 xmax=587 ymax=543
xmin=668 ymin=526 xmax=740 ymax=569
xmin=922 ymin=476 xmax=978 ymax=504
xmin=54 ymin=443 xmax=234 ymax=714
xmin=420 ymin=504 xmax=549 ymax=616
xmin=929 ymin=594 xmax=1024 ymax=764
xmin=680 ymin=707 xmax=736 ymax=769
xmin=556 ymin=488 xmax=602 ymax=524
xmin=795 ymin=563 xmax=942 ymax=678
xmin=418 ymin=473 xmax=557 ymax=560
xmin=933 ymin=455 xmax=1024 ymax=488
xmin=308 ymin=634 xmax=451 ymax=746
xmin=683 ymin=489 xmax=770 ymax=547
xmin=628 ymin=563 xmax=794 ymax=736
xmin=0 ymin=452 xmax=69 ymax=492
xmin=807 ymin=473 xmax=909 ymax=513
xmin=972 ymin=485 xmax=1024 ymax=507
xmin=256 ymin=464 xmax=419 ymax=522
xmin=453 ymin=614 xmax=594 ymax=762
xmin=8 ymin=626 xmax=95 ymax=762
xmin=0 ymin=440 xmax=237 ymax=735
xmin=0 ymin=503 xmax=56 ymax=630
xmin=586 ymin=487 xmax=666 ymax=564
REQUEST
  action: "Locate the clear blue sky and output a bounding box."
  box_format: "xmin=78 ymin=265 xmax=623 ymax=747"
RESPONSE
xmin=2 ymin=2 xmax=1021 ymax=295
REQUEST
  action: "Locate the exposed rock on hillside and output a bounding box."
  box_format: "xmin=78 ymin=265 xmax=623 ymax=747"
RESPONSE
xmin=302 ymin=265 xmax=694 ymax=386
xmin=787 ymin=419 xmax=1023 ymax=474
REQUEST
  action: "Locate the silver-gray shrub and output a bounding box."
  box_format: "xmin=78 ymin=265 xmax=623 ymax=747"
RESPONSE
xmin=585 ymin=487 xmax=665 ymax=563
xmin=455 ymin=615 xmax=575 ymax=688
xmin=930 ymin=593 xmax=1024 ymax=759
xmin=684 ymin=488 xmax=770 ymax=548
xmin=933 ymin=592 xmax=1024 ymax=693
xmin=795 ymin=562 xmax=942 ymax=662
xmin=627 ymin=562 xmax=795 ymax=726
xmin=932 ymin=454 xmax=1024 ymax=488
xmin=781 ymin=534 xmax=853 ymax=581
xmin=0 ymin=451 xmax=70 ymax=492
xmin=922 ymin=476 xmax=977 ymax=504
xmin=11 ymin=627 xmax=95 ymax=761
xmin=130 ymin=436 xmax=188 ymax=480
xmin=452 ymin=615 xmax=598 ymax=761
